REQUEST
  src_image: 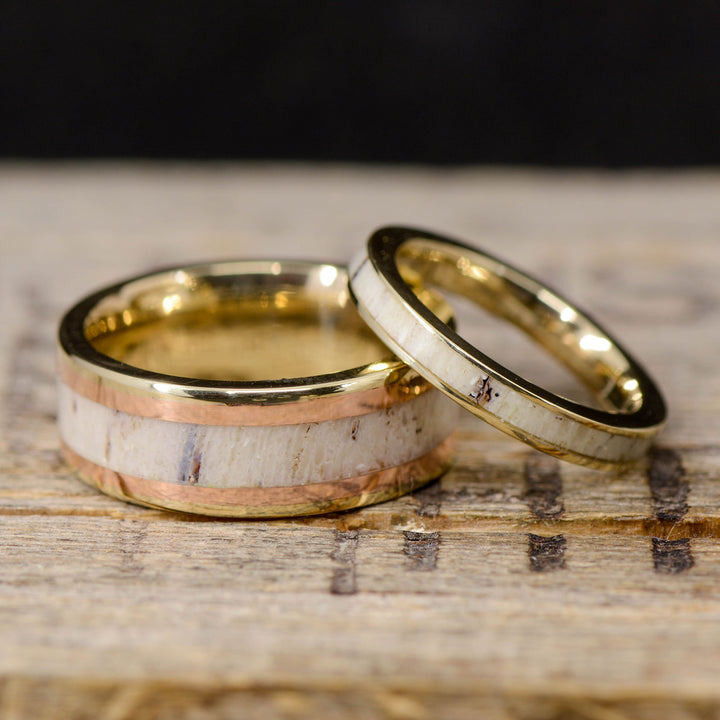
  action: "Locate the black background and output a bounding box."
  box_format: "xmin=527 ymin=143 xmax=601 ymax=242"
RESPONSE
xmin=2 ymin=1 xmax=719 ymax=165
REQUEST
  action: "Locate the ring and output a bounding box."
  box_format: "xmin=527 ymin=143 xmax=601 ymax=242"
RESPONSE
xmin=349 ymin=226 xmax=667 ymax=469
xmin=58 ymin=260 xmax=458 ymax=516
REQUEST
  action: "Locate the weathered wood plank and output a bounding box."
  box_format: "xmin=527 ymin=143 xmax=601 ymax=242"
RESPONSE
xmin=1 ymin=165 xmax=720 ymax=718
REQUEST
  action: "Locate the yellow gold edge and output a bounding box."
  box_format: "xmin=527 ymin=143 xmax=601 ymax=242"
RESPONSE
xmin=58 ymin=349 xmax=436 ymax=426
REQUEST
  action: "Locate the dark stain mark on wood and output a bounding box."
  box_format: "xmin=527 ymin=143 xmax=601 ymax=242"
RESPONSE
xmin=403 ymin=531 xmax=440 ymax=571
xmin=647 ymin=449 xmax=694 ymax=572
xmin=528 ymin=534 xmax=567 ymax=572
xmin=647 ymin=447 xmax=689 ymax=522
xmin=469 ymin=375 xmax=493 ymax=403
xmin=331 ymin=530 xmax=359 ymax=594
xmin=414 ymin=480 xmax=443 ymax=518
xmin=179 ymin=428 xmax=203 ymax=484
xmin=350 ymin=419 xmax=360 ymax=440
xmin=651 ymin=537 xmax=695 ymax=574
xmin=523 ymin=455 xmax=564 ymax=520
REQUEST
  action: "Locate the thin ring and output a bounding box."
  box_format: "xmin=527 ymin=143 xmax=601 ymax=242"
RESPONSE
xmin=58 ymin=260 xmax=458 ymax=516
xmin=349 ymin=226 xmax=667 ymax=469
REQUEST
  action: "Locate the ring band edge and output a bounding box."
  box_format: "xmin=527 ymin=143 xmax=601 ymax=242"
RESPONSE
xmin=61 ymin=438 xmax=456 ymax=518
xmin=58 ymin=351 xmax=433 ymax=426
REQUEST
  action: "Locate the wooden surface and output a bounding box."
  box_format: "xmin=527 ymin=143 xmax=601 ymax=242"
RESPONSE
xmin=1 ymin=165 xmax=720 ymax=719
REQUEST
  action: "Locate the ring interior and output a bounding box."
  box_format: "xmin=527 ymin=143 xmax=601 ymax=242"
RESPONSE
xmin=396 ymin=238 xmax=645 ymax=415
xmin=84 ymin=263 xmax=395 ymax=382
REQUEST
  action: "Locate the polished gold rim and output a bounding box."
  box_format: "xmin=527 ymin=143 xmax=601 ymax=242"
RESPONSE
xmin=62 ymin=439 xmax=455 ymax=518
xmin=57 ymin=352 xmax=428 ymax=425
xmin=58 ymin=261 xmax=452 ymax=425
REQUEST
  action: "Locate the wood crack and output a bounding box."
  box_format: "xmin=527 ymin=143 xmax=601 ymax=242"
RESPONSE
xmin=647 ymin=448 xmax=694 ymax=573
xmin=403 ymin=531 xmax=440 ymax=571
xmin=528 ymin=533 xmax=567 ymax=572
xmin=523 ymin=455 xmax=564 ymax=521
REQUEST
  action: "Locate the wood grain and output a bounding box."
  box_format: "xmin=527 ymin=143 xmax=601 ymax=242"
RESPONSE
xmin=1 ymin=165 xmax=720 ymax=719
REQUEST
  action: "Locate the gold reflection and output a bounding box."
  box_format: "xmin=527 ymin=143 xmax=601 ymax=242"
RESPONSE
xmin=579 ymin=334 xmax=612 ymax=352
xmin=318 ymin=265 xmax=338 ymax=287
xmin=161 ymin=293 xmax=182 ymax=314
xmin=83 ymin=265 xmax=453 ymax=382
xmin=397 ymin=237 xmax=648 ymax=415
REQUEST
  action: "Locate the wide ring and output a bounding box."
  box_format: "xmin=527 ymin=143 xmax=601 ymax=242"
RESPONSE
xmin=58 ymin=260 xmax=458 ymax=516
xmin=349 ymin=226 xmax=667 ymax=469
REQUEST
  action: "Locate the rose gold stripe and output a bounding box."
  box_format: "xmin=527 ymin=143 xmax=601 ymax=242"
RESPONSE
xmin=62 ymin=440 xmax=454 ymax=517
xmin=59 ymin=355 xmax=429 ymax=426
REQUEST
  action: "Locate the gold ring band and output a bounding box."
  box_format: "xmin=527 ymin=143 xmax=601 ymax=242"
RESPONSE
xmin=58 ymin=261 xmax=437 ymax=425
xmin=57 ymin=355 xmax=430 ymax=426
xmin=58 ymin=260 xmax=458 ymax=516
xmin=349 ymin=226 xmax=667 ymax=469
